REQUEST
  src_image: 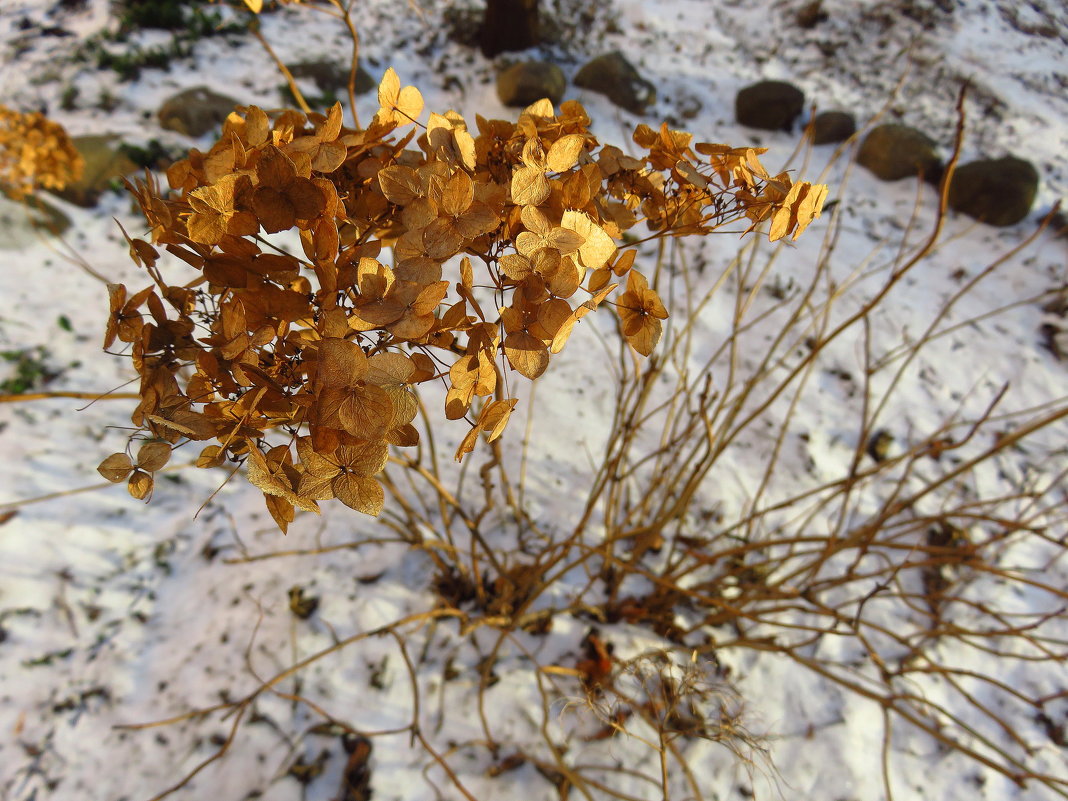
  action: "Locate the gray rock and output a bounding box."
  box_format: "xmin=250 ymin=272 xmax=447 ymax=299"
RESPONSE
xmin=0 ymin=191 xmax=72 ymax=249
xmin=289 ymin=60 xmax=375 ymax=96
xmin=497 ymin=61 xmax=565 ymax=107
xmin=811 ymin=110 xmax=855 ymax=144
xmin=857 ymin=124 xmax=942 ymax=182
xmin=735 ymin=80 xmax=805 ymax=132
xmin=574 ymin=52 xmax=655 ymax=115
xmin=55 ymin=134 xmax=139 ymax=207
xmin=948 ymin=156 xmax=1038 ymax=227
xmin=158 ymin=86 xmax=240 ymax=137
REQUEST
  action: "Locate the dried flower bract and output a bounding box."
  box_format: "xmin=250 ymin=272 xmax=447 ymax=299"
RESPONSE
xmin=100 ymin=72 xmax=825 ymax=532
xmin=0 ymin=105 xmax=83 ymax=199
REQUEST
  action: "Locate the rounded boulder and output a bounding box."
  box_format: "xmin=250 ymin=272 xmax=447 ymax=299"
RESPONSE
xmin=948 ymin=156 xmax=1038 ymax=227
xmin=497 ymin=61 xmax=566 ymax=108
xmin=810 ymin=110 xmax=856 ymax=145
xmin=55 ymin=134 xmax=138 ymax=207
xmin=574 ymin=52 xmax=656 ymax=115
xmin=735 ymin=80 xmax=805 ymax=132
xmin=857 ymin=124 xmax=942 ymax=182
xmin=158 ymin=86 xmax=240 ymax=137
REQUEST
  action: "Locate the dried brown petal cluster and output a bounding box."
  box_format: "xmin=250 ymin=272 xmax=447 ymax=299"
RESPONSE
xmin=237 ymin=0 xmax=299 ymax=12
xmin=99 ymin=70 xmax=825 ymax=531
xmin=0 ymin=105 xmax=84 ymax=199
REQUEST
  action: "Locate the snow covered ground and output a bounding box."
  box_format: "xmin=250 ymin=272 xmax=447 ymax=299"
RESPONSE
xmin=0 ymin=1 xmax=1066 ymax=800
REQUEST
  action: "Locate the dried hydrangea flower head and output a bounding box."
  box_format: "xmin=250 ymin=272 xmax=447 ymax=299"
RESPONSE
xmin=98 ymin=70 xmax=825 ymax=532
xmin=0 ymin=105 xmax=83 ymax=199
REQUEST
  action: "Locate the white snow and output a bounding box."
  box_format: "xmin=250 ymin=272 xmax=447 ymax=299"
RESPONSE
xmin=1 ymin=1 xmax=1066 ymax=800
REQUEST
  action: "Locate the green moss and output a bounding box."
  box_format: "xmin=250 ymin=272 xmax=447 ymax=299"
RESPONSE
xmin=116 ymin=0 xmax=236 ymax=36
xmin=0 ymin=346 xmax=59 ymax=394
xmin=82 ymin=1 xmax=244 ymax=82
xmin=118 ymin=139 xmax=174 ymax=169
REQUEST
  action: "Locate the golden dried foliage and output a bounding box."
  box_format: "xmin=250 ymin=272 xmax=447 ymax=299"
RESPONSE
xmin=0 ymin=105 xmax=83 ymax=199
xmin=237 ymin=0 xmax=303 ymax=12
xmin=99 ymin=71 xmax=825 ymax=531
